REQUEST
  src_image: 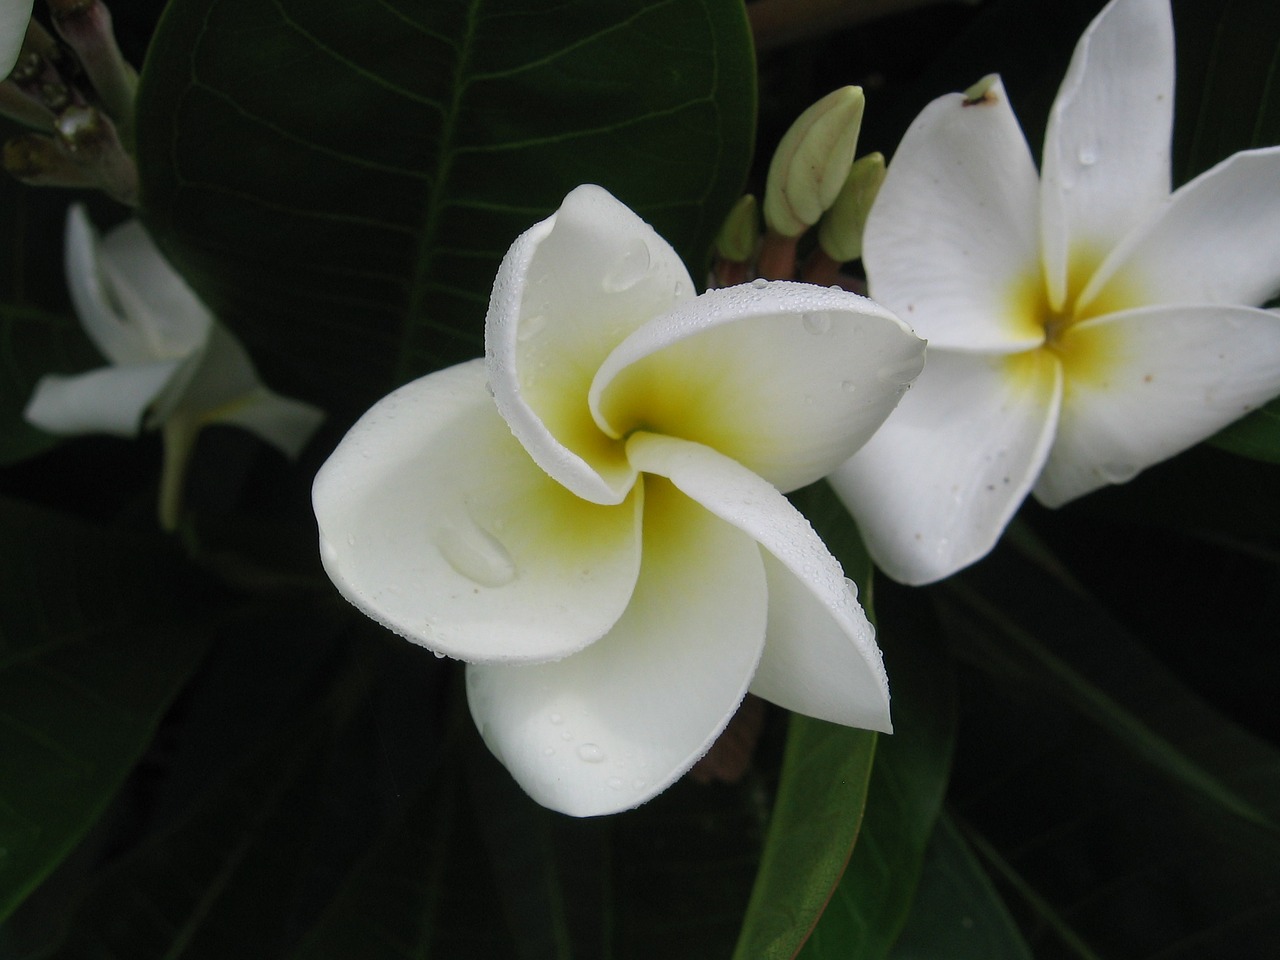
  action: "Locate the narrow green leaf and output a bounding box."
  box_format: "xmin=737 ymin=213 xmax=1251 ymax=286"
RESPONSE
xmin=0 ymin=498 xmax=210 ymax=923
xmin=937 ymin=539 xmax=1280 ymax=956
xmin=947 ymin=543 xmax=1280 ymax=838
xmin=797 ymin=588 xmax=957 ymax=960
xmin=732 ymin=721 xmax=878 ymax=960
xmin=888 ymin=813 xmax=1032 ymax=960
xmin=135 ymin=0 xmax=756 ymax=421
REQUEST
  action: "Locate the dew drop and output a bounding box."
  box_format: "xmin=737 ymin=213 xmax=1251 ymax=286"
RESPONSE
xmin=802 ymin=311 xmax=832 ymax=335
xmin=518 ymin=313 xmax=547 ymax=341
xmin=632 ymin=778 xmax=648 ymax=790
xmin=436 ymin=517 xmax=517 ymax=587
xmin=840 ymin=380 xmax=857 ymax=394
xmin=432 ymin=650 xmax=445 ymax=659
xmin=543 ymin=746 xmax=555 ymax=757
xmin=577 ymin=743 xmax=606 ymax=763
xmin=345 ymin=534 xmax=357 ymax=547
xmin=603 ymin=239 xmax=651 ymax=292
xmin=1077 ymin=144 xmax=1099 ymax=166
xmin=606 ymin=776 xmax=624 ymax=790
xmin=751 ymin=277 xmax=769 ymax=289
xmin=549 ymin=712 xmax=564 ymax=725
xmin=561 ymin=731 xmax=573 ymax=741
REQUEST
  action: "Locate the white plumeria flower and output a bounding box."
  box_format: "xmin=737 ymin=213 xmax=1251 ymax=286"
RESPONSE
xmin=0 ymin=0 xmax=33 ymax=78
xmin=25 ymin=206 xmax=325 ymax=528
xmin=831 ymin=0 xmax=1280 ymax=586
xmin=313 ymin=185 xmax=925 ymax=817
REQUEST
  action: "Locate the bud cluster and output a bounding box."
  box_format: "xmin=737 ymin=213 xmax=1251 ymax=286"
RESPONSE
xmin=711 ymin=86 xmax=886 ymax=292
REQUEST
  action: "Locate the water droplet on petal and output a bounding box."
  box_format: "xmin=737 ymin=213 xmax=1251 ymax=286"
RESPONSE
xmin=840 ymin=380 xmax=857 ymax=394
xmin=603 ymin=239 xmax=651 ymax=292
xmin=436 ymin=517 xmax=517 ymax=587
xmin=549 ymin=712 xmax=563 ymax=725
xmin=345 ymin=534 xmax=357 ymax=547
xmin=606 ymin=776 xmax=624 ymax=790
xmin=518 ymin=313 xmax=547 ymax=341
xmin=751 ymin=277 xmax=769 ymax=289
xmin=802 ymin=311 xmax=832 ymax=335
xmin=543 ymin=746 xmax=555 ymax=757
xmin=577 ymin=743 xmax=606 ymax=763
xmin=1077 ymin=144 xmax=1099 ymax=166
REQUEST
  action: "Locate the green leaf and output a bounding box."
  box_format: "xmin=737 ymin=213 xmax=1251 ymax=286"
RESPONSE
xmin=135 ymin=0 xmax=756 ymax=422
xmin=936 ymin=539 xmax=1280 ymax=956
xmin=797 ymin=588 xmax=957 ymax=960
xmin=732 ymin=720 xmax=877 ymax=960
xmin=0 ymin=305 xmax=99 ymax=466
xmin=1211 ymin=396 xmax=1280 ymax=464
xmin=887 ymin=812 xmax=1032 ymax=960
xmin=0 ymin=497 xmax=210 ymax=924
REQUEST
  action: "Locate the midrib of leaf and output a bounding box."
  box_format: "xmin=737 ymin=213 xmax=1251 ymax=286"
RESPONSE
xmin=397 ymin=0 xmax=485 ymax=389
xmin=946 ymin=582 xmax=1277 ymax=836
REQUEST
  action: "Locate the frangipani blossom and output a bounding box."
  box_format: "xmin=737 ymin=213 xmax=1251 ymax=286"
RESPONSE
xmin=0 ymin=0 xmax=33 ymax=78
xmin=313 ymin=185 xmax=925 ymax=817
xmin=25 ymin=206 xmax=324 ymax=528
xmin=832 ymin=0 xmax=1280 ymax=586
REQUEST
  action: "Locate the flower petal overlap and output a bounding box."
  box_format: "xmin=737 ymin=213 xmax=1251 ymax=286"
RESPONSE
xmin=314 ymin=184 xmax=926 ymax=816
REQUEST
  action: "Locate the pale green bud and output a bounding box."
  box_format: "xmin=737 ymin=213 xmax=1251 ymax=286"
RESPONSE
xmin=714 ymin=194 xmax=759 ymax=263
xmin=763 ymin=86 xmax=865 ymax=238
xmin=819 ymin=152 xmax=886 ymax=263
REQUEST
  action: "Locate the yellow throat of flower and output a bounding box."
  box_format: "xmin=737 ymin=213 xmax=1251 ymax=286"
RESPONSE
xmin=1004 ymin=247 xmax=1142 ymax=388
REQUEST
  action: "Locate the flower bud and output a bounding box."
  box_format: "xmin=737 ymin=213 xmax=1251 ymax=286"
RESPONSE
xmin=714 ymin=194 xmax=758 ymax=263
xmin=819 ymin=152 xmax=886 ymax=263
xmin=763 ymin=86 xmax=865 ymax=238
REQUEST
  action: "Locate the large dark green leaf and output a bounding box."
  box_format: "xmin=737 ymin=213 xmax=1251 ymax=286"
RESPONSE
xmin=135 ymin=0 xmax=756 ymax=423
xmin=0 ymin=498 xmax=210 ymax=924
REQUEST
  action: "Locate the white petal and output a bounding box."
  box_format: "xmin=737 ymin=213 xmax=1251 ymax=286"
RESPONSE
xmin=212 ymin=387 xmax=325 ymax=458
xmin=466 ymin=475 xmax=767 ymax=817
xmin=830 ymin=348 xmax=1062 ymax=585
xmin=313 ymin=360 xmax=643 ymax=664
xmin=149 ymin=321 xmax=256 ymax=427
xmin=23 ymin=360 xmax=182 ymax=438
xmin=589 ymin=281 xmax=924 ymax=493
xmin=1081 ymin=147 xmax=1280 ymax=313
xmin=64 ymin=206 xmax=152 ymax=366
xmin=1036 ymin=305 xmax=1280 ymax=506
xmin=487 ymin=185 xmax=695 ymax=504
xmin=863 ymin=77 xmax=1044 ymax=352
xmin=97 ymin=220 xmax=211 ymax=359
xmin=1040 ymin=0 xmax=1174 ymax=309
xmin=0 ymin=0 xmax=34 ymax=78
xmin=625 ymin=431 xmax=890 ymax=732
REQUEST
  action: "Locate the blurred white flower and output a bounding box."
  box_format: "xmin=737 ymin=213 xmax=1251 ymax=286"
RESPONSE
xmin=313 ymin=185 xmax=925 ymax=817
xmin=0 ymin=0 xmax=33 ymax=78
xmin=25 ymin=206 xmax=324 ymax=528
xmin=831 ymin=0 xmax=1280 ymax=585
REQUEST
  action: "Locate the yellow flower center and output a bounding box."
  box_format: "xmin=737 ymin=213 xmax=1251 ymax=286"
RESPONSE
xmin=1003 ymin=247 xmax=1143 ymax=387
